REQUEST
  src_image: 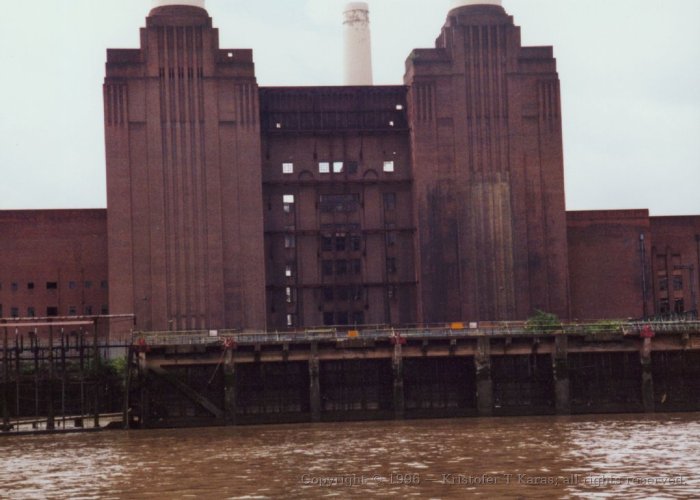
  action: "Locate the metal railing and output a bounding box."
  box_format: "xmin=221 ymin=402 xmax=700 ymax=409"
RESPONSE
xmin=131 ymin=320 xmax=700 ymax=347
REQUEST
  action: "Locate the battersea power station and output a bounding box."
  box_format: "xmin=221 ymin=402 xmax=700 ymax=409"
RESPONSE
xmin=1 ymin=0 xmax=699 ymax=340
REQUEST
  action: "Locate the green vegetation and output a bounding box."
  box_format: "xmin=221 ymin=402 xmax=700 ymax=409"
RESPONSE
xmin=583 ymin=320 xmax=624 ymax=336
xmin=525 ymin=310 xmax=561 ymax=333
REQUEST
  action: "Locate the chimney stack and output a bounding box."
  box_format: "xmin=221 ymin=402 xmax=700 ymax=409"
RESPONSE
xmin=343 ymin=2 xmax=373 ymax=86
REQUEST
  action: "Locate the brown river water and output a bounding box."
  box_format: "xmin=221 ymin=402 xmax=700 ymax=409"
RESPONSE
xmin=1 ymin=413 xmax=698 ymax=499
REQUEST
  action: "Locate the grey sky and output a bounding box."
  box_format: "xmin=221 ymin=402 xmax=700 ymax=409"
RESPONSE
xmin=0 ymin=0 xmax=698 ymax=215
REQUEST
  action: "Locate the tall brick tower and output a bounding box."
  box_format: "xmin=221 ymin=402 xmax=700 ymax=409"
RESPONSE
xmin=405 ymin=0 xmax=570 ymax=323
xmin=104 ymin=0 xmax=266 ymax=332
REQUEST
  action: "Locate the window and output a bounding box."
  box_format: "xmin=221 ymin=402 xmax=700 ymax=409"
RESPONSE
xmin=69 ymin=281 xmax=77 ymax=290
xmin=336 ymin=312 xmax=349 ymax=325
xmin=674 ymin=299 xmax=685 ymax=315
xmin=284 ymin=234 xmax=296 ymax=249
xmin=336 ymin=260 xmax=348 ymax=276
xmin=84 ymin=281 xmax=92 ymax=289
xmin=285 ymin=264 xmax=295 ymax=278
xmin=46 ymin=282 xmax=58 ymax=290
xmin=333 ymin=161 xmax=344 ymax=173
xmin=387 ymin=258 xmax=397 ymax=274
xmin=350 ymin=259 xmax=362 ymax=275
xmin=101 ymin=305 xmax=109 ymax=315
xmin=27 ymin=307 xmax=35 ymax=317
xmin=27 ymin=282 xmax=35 ymax=290
xmin=337 ymin=287 xmax=350 ymax=301
xmin=347 ymin=161 xmax=359 ymax=175
xmin=659 ymin=277 xmax=668 ymax=292
xmin=11 ymin=282 xmax=18 ymax=292
xmin=383 ymin=161 xmax=395 ymax=173
xmin=353 ymin=311 xmax=365 ymax=325
xmin=322 ymin=260 xmax=334 ymax=277
xmin=282 ymin=162 xmax=294 ymax=174
xmin=673 ymin=275 xmax=683 ymax=291
xmin=69 ymin=306 xmax=77 ymax=315
xmin=383 ymin=192 xmax=397 ymax=211
xmin=659 ymin=298 xmax=670 ymax=315
xmin=283 ymin=194 xmax=295 ymax=214
xmin=388 ymin=286 xmax=396 ymax=300
xmin=84 ymin=305 xmax=93 ymax=315
xmin=321 ymin=234 xmax=333 ymax=252
xmin=285 ymin=287 xmax=295 ymax=304
xmin=46 ymin=307 xmax=58 ymax=317
xmin=101 ymin=280 xmax=109 ymax=289
xmin=319 ymin=194 xmax=360 ymax=213
xmin=335 ymin=233 xmax=347 ymax=252
xmin=286 ymin=314 xmax=296 ymax=327
xmin=350 ymin=234 xmax=362 ymax=252
xmin=323 ymin=312 xmax=335 ymax=326
xmin=11 ymin=307 xmax=19 ymax=318
xmin=322 ymin=288 xmax=334 ymax=301
xmin=395 ymin=104 xmax=404 ymax=110
xmin=386 ymin=223 xmax=397 ymax=246
xmin=319 ymin=162 xmax=330 ymax=174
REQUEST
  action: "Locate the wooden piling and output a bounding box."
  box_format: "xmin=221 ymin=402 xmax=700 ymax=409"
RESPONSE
xmin=309 ymin=343 xmax=321 ymax=423
xmin=223 ymin=348 xmax=236 ymax=425
xmin=641 ymin=337 xmax=655 ymax=413
xmin=553 ymin=335 xmax=571 ymax=415
xmin=475 ymin=337 xmax=493 ymax=416
xmin=392 ymin=341 xmax=405 ymax=420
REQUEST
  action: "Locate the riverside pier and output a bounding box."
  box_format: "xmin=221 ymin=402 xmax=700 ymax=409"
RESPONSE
xmin=125 ymin=321 xmax=700 ymax=428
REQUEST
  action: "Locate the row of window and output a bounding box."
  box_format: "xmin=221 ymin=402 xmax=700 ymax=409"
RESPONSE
xmin=281 ymin=192 xmax=397 ymax=213
xmin=657 ymin=274 xmax=683 ymax=292
xmin=280 ymin=161 xmax=396 ymax=175
xmin=0 ymin=281 xmax=108 ymax=292
xmin=658 ymin=298 xmax=685 ymax=315
xmin=0 ymin=304 xmax=108 ymax=318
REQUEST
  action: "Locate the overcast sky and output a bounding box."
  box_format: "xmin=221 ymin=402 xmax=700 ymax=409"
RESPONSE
xmin=0 ymin=0 xmax=698 ymax=215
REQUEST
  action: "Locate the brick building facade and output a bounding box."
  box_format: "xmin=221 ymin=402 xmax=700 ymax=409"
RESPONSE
xmin=1 ymin=2 xmax=698 ymax=337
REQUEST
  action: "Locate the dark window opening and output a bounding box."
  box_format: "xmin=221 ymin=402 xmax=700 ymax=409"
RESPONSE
xmin=659 ymin=277 xmax=668 ymax=292
xmin=11 ymin=283 xmax=18 ymax=292
xmin=350 ymin=234 xmax=362 ymax=252
xmin=673 ymin=275 xmax=683 ymax=291
xmin=84 ymin=281 xmax=92 ymax=289
xmin=27 ymin=307 xmax=35 ymax=317
xmin=674 ymin=299 xmax=685 ymax=315
xmin=11 ymin=307 xmax=19 ymax=318
xmin=27 ymin=282 xmax=35 ymax=290
xmin=336 ymin=287 xmax=350 ymax=301
xmin=46 ymin=282 xmax=58 ymax=290
xmin=336 ymin=260 xmax=348 ymax=276
xmin=383 ymin=192 xmax=397 ymax=211
xmin=101 ymin=305 xmax=109 ymax=315
xmin=46 ymin=307 xmax=59 ymax=317
xmin=69 ymin=281 xmax=77 ymax=290
xmin=69 ymin=306 xmax=77 ymax=315
xmin=319 ymin=194 xmax=360 ymax=213
xmin=352 ymin=311 xmax=365 ymax=325
xmin=84 ymin=305 xmax=93 ymax=315
xmin=284 ymin=234 xmax=296 ymax=249
xmin=659 ymin=298 xmax=670 ymax=315
xmin=322 ymin=260 xmax=334 ymax=277
xmin=347 ymin=161 xmax=359 ymax=175
xmin=387 ymin=258 xmax=397 ymax=274
xmin=335 ymin=233 xmax=347 ymax=252
xmin=322 ymin=288 xmax=334 ymax=301
xmin=101 ymin=281 xmax=109 ymax=289
xmin=336 ymin=312 xmax=349 ymax=326
xmin=323 ymin=312 xmax=335 ymax=326
xmin=322 ymin=235 xmax=333 ymax=252
xmin=351 ymin=259 xmax=362 ymax=275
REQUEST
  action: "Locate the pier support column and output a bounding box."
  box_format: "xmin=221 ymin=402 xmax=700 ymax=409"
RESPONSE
xmin=641 ymin=337 xmax=655 ymax=413
xmin=138 ymin=351 xmax=149 ymax=429
xmin=553 ymin=335 xmax=571 ymax=415
xmin=223 ymin=349 xmax=236 ymax=425
xmin=475 ymin=337 xmax=493 ymax=416
xmin=2 ymin=325 xmax=10 ymax=431
xmin=47 ymin=324 xmax=55 ymax=431
xmin=309 ymin=343 xmax=321 ymax=423
xmin=392 ymin=341 xmax=405 ymax=420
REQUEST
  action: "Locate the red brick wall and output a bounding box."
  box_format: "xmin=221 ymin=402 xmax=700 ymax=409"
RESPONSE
xmin=567 ymin=210 xmax=652 ymax=320
xmin=0 ymin=210 xmax=108 ymax=321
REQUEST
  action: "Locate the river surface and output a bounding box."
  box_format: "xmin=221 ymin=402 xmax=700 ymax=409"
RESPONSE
xmin=1 ymin=413 xmax=698 ymax=499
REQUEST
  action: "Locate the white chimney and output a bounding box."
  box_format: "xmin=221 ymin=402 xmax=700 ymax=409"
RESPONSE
xmin=451 ymin=0 xmax=502 ymax=7
xmin=152 ymin=0 xmax=206 ymax=8
xmin=343 ymin=2 xmax=373 ymax=86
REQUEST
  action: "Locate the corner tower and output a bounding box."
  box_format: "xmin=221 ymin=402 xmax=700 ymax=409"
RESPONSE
xmin=104 ymin=1 xmax=266 ymax=332
xmin=405 ymin=1 xmax=570 ymax=322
